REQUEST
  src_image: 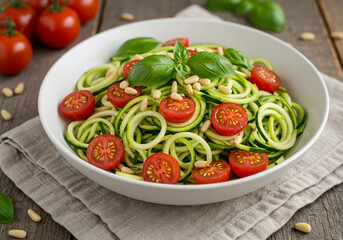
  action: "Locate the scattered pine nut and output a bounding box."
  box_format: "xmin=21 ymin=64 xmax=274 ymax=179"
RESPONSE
xmin=183 ymin=75 xmax=199 ymax=84
xmin=166 ymin=52 xmax=174 ymax=59
xmin=1 ymin=109 xmax=12 ymax=121
xmin=170 ymin=92 xmax=183 ymax=101
xmin=2 ymin=87 xmax=13 ymax=97
xmin=193 ymin=82 xmax=201 ymax=91
xmin=199 ymin=78 xmax=211 ymax=86
xmin=195 ymin=47 xmax=205 ymax=52
xmin=218 ymin=85 xmax=231 ymax=94
xmin=233 ymin=135 xmax=242 ymax=146
xmin=125 ymin=87 xmax=138 ymax=95
xmin=217 ymin=46 xmax=224 ymax=56
xmin=27 ymin=209 xmax=41 ymax=222
xmin=294 ymin=222 xmax=311 ymax=233
xmin=186 ymin=84 xmax=193 ymax=95
xmin=140 ymin=97 xmax=148 ymax=111
xmin=200 ymin=120 xmax=211 ymax=133
xmin=300 ymin=32 xmax=315 ymax=41
xmin=331 ymin=31 xmax=343 ymax=40
xmin=194 ymin=160 xmax=208 ymax=168
xmin=133 ymin=54 xmax=144 ymax=60
xmin=121 ymin=12 xmax=134 ymax=21
xmin=171 ymin=81 xmax=178 ymax=93
xmin=105 ymin=69 xmax=114 ymax=78
xmin=14 ymin=82 xmax=25 ymax=95
xmin=119 ymin=80 xmax=129 ymax=89
xmin=153 ymin=90 xmax=161 ymax=100
xmin=8 ymin=230 xmax=27 ymax=239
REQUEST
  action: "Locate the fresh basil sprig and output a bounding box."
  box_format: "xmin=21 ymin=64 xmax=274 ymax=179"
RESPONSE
xmin=173 ymin=41 xmax=191 ymax=77
xmin=234 ymin=0 xmax=257 ymax=17
xmin=115 ymin=37 xmax=161 ymax=56
xmin=205 ymin=0 xmax=242 ymax=11
xmin=224 ymin=48 xmax=252 ymax=70
xmin=0 ymin=192 xmax=14 ymax=224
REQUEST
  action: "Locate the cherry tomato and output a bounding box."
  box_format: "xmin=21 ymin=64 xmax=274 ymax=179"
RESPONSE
xmin=61 ymin=0 xmax=99 ymax=24
xmin=188 ymin=49 xmax=197 ymax=57
xmin=0 ymin=3 xmax=36 ymax=40
xmin=211 ymin=102 xmax=248 ymax=136
xmin=160 ymin=96 xmax=196 ymax=123
xmin=107 ymin=82 xmax=141 ymax=108
xmin=229 ymin=150 xmax=269 ymax=178
xmin=60 ymin=90 xmax=95 ymax=120
xmin=0 ymin=31 xmax=32 ymax=74
xmin=123 ymin=60 xmax=140 ymax=79
xmin=250 ymin=65 xmax=282 ymax=93
xmin=163 ymin=37 xmax=189 ymax=47
xmin=23 ymin=0 xmax=49 ymax=13
xmin=142 ymin=153 xmax=180 ymax=184
xmin=36 ymin=6 xmax=81 ymax=48
xmin=86 ymin=134 xmax=124 ymax=171
xmin=192 ymin=161 xmax=231 ymax=184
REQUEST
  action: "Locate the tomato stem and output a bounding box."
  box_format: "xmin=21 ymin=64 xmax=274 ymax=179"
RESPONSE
xmin=7 ymin=0 xmax=28 ymax=9
xmin=0 ymin=18 xmax=17 ymax=37
xmin=47 ymin=0 xmax=69 ymax=13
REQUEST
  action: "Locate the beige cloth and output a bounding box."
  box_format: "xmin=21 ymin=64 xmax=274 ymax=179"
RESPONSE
xmin=1 ymin=5 xmax=343 ymax=240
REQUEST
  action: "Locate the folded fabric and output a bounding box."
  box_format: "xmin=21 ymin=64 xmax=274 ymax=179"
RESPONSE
xmin=1 ymin=5 xmax=343 ymax=240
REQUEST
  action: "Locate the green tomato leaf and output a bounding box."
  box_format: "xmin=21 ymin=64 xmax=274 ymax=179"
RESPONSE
xmin=115 ymin=37 xmax=161 ymax=56
xmin=128 ymin=55 xmax=175 ymax=87
xmin=188 ymin=52 xmax=235 ymax=79
xmin=234 ymin=0 xmax=259 ymax=17
xmin=175 ymin=63 xmax=191 ymax=77
xmin=249 ymin=1 xmax=285 ymax=32
xmin=173 ymin=41 xmax=189 ymax=65
xmin=0 ymin=192 xmax=14 ymax=224
xmin=205 ymin=0 xmax=242 ymax=11
xmin=224 ymin=48 xmax=252 ymax=70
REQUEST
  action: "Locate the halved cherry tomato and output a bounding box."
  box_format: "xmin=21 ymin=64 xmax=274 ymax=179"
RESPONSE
xmin=192 ymin=160 xmax=231 ymax=184
xmin=142 ymin=153 xmax=180 ymax=184
xmin=229 ymin=150 xmax=269 ymax=178
xmin=60 ymin=90 xmax=95 ymax=120
xmin=188 ymin=49 xmax=197 ymax=57
xmin=123 ymin=59 xmax=140 ymax=79
xmin=107 ymin=82 xmax=141 ymax=108
xmin=250 ymin=65 xmax=281 ymax=93
xmin=163 ymin=37 xmax=189 ymax=47
xmin=86 ymin=134 xmax=124 ymax=170
xmin=160 ymin=96 xmax=196 ymax=123
xmin=211 ymin=102 xmax=248 ymax=136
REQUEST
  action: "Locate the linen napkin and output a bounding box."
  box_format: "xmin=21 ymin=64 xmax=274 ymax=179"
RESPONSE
xmin=1 ymin=5 xmax=343 ymax=240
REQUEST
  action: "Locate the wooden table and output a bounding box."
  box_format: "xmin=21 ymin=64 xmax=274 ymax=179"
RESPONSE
xmin=1 ymin=0 xmax=343 ymax=239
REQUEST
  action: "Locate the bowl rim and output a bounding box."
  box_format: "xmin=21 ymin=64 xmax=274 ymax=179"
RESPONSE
xmin=38 ymin=17 xmax=330 ymax=191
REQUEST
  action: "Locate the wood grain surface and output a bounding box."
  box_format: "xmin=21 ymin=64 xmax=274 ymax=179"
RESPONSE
xmin=0 ymin=0 xmax=342 ymax=239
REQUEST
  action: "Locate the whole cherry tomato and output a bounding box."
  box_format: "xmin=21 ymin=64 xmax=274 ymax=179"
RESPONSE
xmin=61 ymin=0 xmax=99 ymax=24
xmin=23 ymin=0 xmax=49 ymax=13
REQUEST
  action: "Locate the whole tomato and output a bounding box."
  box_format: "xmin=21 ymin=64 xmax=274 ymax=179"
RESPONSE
xmin=36 ymin=2 xmax=81 ymax=48
xmin=61 ymin=0 xmax=99 ymax=24
xmin=0 ymin=1 xmax=36 ymax=40
xmin=22 ymin=0 xmax=49 ymax=13
xmin=0 ymin=21 xmax=33 ymax=74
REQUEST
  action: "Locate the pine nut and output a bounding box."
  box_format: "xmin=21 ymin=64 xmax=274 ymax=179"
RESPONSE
xmin=331 ymin=31 xmax=343 ymax=40
xmin=186 ymin=84 xmax=193 ymax=95
xmin=1 ymin=109 xmax=12 ymax=121
xmin=194 ymin=160 xmax=208 ymax=168
xmin=180 ymin=93 xmax=185 ymax=97
xmin=217 ymin=46 xmax=224 ymax=56
xmin=8 ymin=230 xmax=27 ymax=239
xmin=218 ymin=85 xmax=231 ymax=94
xmin=14 ymin=82 xmax=25 ymax=95
xmin=121 ymin=12 xmax=134 ymax=21
xmin=171 ymin=81 xmax=178 ymax=93
xmin=183 ymin=75 xmax=199 ymax=84
xmin=125 ymin=87 xmax=138 ymax=95
xmin=193 ymin=82 xmax=201 ymax=91
xmin=195 ymin=47 xmax=204 ymax=52
xmin=119 ymin=80 xmax=129 ymax=89
xmin=27 ymin=209 xmax=41 ymax=222
xmin=153 ymin=90 xmax=161 ymax=100
xmin=140 ymin=97 xmax=148 ymax=111
xmin=133 ymin=54 xmax=144 ymax=60
xmin=170 ymin=92 xmax=183 ymax=101
xmin=121 ymin=166 xmax=135 ymax=174
xmin=200 ymin=120 xmax=211 ymax=133
xmin=117 ymin=67 xmax=123 ymax=76
xmin=300 ymin=32 xmax=315 ymax=41
xmin=199 ymin=78 xmax=211 ymax=86
xmin=166 ymin=52 xmax=174 ymax=59
xmin=294 ymin=222 xmax=311 ymax=233
xmin=105 ymin=69 xmax=114 ymax=78
xmin=2 ymin=87 xmax=13 ymax=97
xmin=233 ymin=135 xmax=242 ymax=146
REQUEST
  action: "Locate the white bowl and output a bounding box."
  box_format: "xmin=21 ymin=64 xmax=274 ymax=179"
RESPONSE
xmin=38 ymin=18 xmax=329 ymax=205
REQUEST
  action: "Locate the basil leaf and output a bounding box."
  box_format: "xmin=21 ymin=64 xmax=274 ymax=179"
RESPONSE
xmin=188 ymin=52 xmax=235 ymax=79
xmin=128 ymin=55 xmax=175 ymax=87
xmin=249 ymin=1 xmax=285 ymax=32
xmin=234 ymin=0 xmax=258 ymax=17
xmin=173 ymin=41 xmax=189 ymax=65
xmin=224 ymin=48 xmax=252 ymax=70
xmin=116 ymin=37 xmax=161 ymax=56
xmin=175 ymin=63 xmax=191 ymax=77
xmin=205 ymin=0 xmax=242 ymax=11
xmin=0 ymin=192 xmax=14 ymax=224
